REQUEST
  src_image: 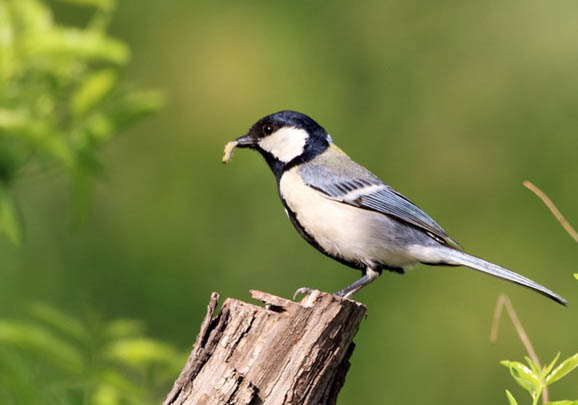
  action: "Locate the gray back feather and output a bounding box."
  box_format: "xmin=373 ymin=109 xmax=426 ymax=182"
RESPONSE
xmin=299 ymin=145 xmax=460 ymax=248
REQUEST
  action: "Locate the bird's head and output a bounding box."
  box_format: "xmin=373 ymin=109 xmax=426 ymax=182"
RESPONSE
xmin=233 ymin=111 xmax=331 ymax=177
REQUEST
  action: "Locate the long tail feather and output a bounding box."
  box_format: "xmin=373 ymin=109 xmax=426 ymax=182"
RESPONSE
xmin=439 ymin=248 xmax=567 ymax=306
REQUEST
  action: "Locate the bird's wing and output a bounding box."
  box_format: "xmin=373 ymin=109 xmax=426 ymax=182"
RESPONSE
xmin=299 ymin=148 xmax=461 ymax=248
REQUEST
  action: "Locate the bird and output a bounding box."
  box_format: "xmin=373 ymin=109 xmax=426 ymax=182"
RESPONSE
xmin=223 ymin=110 xmax=567 ymax=306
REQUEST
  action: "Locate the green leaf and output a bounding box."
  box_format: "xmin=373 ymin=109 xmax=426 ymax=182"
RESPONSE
xmin=105 ymin=319 xmax=145 ymax=339
xmin=90 ymin=384 xmax=120 ymax=405
xmin=506 ymin=390 xmax=520 ymax=405
xmin=72 ymin=69 xmax=117 ymax=116
xmin=0 ymin=320 xmax=84 ymax=373
xmin=108 ymin=90 xmax=165 ymax=130
xmin=525 ymin=356 xmax=541 ymax=376
xmin=36 ymin=129 xmax=76 ymax=168
xmin=27 ymin=303 xmax=89 ymax=343
xmin=56 ymin=0 xmax=115 ymax=11
xmin=501 ymin=360 xmax=542 ymax=395
xmin=541 ymin=353 xmax=561 ymax=380
xmin=0 ymin=113 xmax=75 ymax=169
xmin=85 ymin=114 xmax=115 ymax=143
xmin=105 ymin=338 xmax=180 ymax=369
xmin=11 ymin=0 xmax=54 ymax=34
xmin=98 ymin=369 xmax=143 ymax=397
xmin=26 ymin=28 xmax=129 ymax=64
xmin=0 ymin=2 xmax=17 ymax=81
xmin=0 ymin=349 xmax=39 ymax=404
xmin=0 ymin=109 xmax=29 ymax=130
xmin=546 ymin=353 xmax=578 ymax=386
xmin=573 ymin=273 xmax=578 ymax=281
xmin=0 ymin=183 xmax=23 ymax=244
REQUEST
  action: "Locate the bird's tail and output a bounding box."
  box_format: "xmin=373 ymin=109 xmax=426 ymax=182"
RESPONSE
xmin=438 ymin=247 xmax=567 ymax=306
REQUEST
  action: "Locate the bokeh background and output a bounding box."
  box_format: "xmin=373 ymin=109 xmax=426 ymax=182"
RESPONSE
xmin=1 ymin=0 xmax=577 ymax=403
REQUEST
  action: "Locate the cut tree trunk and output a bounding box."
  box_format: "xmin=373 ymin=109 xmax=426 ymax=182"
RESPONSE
xmin=164 ymin=289 xmax=367 ymax=405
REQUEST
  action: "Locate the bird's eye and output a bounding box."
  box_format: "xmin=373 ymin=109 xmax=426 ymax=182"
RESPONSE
xmin=263 ymin=125 xmax=273 ymax=136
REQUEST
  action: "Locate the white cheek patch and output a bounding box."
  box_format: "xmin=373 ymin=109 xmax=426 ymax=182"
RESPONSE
xmin=258 ymin=127 xmax=309 ymax=163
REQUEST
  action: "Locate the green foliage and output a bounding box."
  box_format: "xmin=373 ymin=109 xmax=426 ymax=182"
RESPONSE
xmin=0 ymin=303 xmax=184 ymax=405
xmin=546 ymin=354 xmax=578 ymax=387
xmin=0 ymin=0 xmax=163 ymax=244
xmin=501 ymin=353 xmax=578 ymax=405
xmin=506 ymin=389 xmax=520 ymax=405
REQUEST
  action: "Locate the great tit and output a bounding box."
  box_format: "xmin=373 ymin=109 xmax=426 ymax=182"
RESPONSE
xmin=224 ymin=110 xmax=567 ymax=306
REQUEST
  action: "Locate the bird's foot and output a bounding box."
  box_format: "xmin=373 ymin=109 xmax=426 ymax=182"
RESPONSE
xmin=293 ymin=287 xmax=314 ymax=301
xmin=334 ymin=268 xmax=382 ymax=299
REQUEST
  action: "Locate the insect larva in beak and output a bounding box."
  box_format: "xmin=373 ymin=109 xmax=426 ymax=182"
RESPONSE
xmin=222 ymin=140 xmax=238 ymax=164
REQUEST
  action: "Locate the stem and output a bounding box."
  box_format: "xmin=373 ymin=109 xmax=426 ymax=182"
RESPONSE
xmin=523 ymin=180 xmax=578 ymax=243
xmin=532 ymin=389 xmax=542 ymax=405
xmin=490 ymin=294 xmax=549 ymax=403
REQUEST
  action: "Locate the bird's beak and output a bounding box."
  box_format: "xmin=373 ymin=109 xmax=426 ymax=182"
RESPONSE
xmin=222 ymin=133 xmax=258 ymax=163
xmin=235 ymin=134 xmax=257 ymax=148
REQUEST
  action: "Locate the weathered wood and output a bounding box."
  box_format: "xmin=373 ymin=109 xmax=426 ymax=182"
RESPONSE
xmin=164 ymin=290 xmax=367 ymax=405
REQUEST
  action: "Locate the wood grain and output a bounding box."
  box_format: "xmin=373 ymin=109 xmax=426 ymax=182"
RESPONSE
xmin=164 ymin=290 xmax=367 ymax=405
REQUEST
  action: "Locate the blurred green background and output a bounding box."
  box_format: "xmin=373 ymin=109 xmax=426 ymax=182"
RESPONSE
xmin=1 ymin=0 xmax=577 ymax=403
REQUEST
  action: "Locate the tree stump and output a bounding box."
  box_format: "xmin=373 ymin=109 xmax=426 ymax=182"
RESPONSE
xmin=164 ymin=289 xmax=367 ymax=405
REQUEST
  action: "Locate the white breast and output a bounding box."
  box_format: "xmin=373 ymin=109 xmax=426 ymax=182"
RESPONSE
xmin=279 ymin=167 xmax=420 ymax=268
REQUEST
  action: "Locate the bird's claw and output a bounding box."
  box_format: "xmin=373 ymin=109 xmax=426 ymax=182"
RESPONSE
xmin=293 ymin=287 xmax=314 ymax=300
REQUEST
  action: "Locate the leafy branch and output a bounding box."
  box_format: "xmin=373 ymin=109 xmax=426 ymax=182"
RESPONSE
xmin=0 ymin=303 xmax=184 ymax=405
xmin=0 ymin=0 xmax=163 ymax=244
xmin=501 ymin=353 xmax=578 ymax=405
xmin=491 ymin=295 xmax=577 ymax=405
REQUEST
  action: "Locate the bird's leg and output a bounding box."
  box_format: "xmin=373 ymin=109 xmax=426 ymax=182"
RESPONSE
xmin=335 ymin=267 xmax=381 ymax=299
xmin=293 ymin=267 xmax=381 ymax=301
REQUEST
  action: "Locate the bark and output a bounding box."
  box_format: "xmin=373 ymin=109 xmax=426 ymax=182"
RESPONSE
xmin=164 ymin=290 xmax=367 ymax=405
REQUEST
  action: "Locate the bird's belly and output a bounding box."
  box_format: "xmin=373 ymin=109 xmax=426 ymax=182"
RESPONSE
xmin=279 ymin=169 xmax=419 ymax=268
